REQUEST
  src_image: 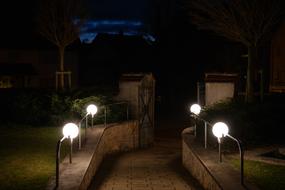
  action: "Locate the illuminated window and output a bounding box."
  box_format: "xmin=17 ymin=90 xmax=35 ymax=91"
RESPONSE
xmin=0 ymin=76 xmax=13 ymax=88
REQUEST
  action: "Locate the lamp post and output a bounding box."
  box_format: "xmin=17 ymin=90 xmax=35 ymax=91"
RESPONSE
xmin=190 ymin=104 xmax=201 ymax=137
xmin=212 ymin=122 xmax=244 ymax=185
xmin=212 ymin=122 xmax=228 ymax=162
xmin=190 ymin=104 xmax=209 ymax=148
xmin=56 ymin=123 xmax=79 ymax=188
xmin=78 ymin=114 xmax=87 ymax=150
xmin=78 ymin=104 xmax=98 ymax=149
xmin=86 ymin=104 xmax=98 ymax=128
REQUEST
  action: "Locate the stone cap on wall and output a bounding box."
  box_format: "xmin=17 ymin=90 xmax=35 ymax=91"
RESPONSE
xmin=119 ymin=73 xmax=155 ymax=82
xmin=205 ymin=73 xmax=238 ymax=83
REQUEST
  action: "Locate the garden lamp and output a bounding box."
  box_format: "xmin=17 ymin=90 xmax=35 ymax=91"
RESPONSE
xmin=212 ymin=122 xmax=244 ymax=185
xmin=189 ymin=104 xmax=210 ymax=148
xmin=212 ymin=122 xmax=228 ymax=162
xmin=87 ymin=104 xmax=98 ymax=118
xmin=56 ymin=123 xmax=79 ymax=188
xmin=87 ymin=104 xmax=97 ymax=127
xmin=63 ymin=123 xmax=79 ymax=140
xmin=190 ymin=103 xmax=201 ymax=115
xmin=189 ymin=103 xmax=201 ymax=138
xmin=212 ymin=122 xmax=229 ymax=140
xmin=78 ymin=104 xmax=98 ymax=149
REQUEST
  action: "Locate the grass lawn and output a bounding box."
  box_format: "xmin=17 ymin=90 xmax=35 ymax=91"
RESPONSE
xmin=231 ymin=159 xmax=285 ymax=190
xmin=0 ymin=125 xmax=72 ymax=190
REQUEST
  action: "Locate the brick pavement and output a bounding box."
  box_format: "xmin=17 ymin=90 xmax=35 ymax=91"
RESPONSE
xmin=88 ymin=138 xmax=204 ymax=190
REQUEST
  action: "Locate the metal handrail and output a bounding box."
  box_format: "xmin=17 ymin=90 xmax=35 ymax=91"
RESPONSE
xmin=100 ymin=101 xmax=129 ymax=127
xmin=190 ymin=113 xmax=213 ymax=148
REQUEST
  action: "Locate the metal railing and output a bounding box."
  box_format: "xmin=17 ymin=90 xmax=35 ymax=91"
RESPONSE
xmin=77 ymin=101 xmax=129 ymax=149
xmin=101 ymin=101 xmax=129 ymax=127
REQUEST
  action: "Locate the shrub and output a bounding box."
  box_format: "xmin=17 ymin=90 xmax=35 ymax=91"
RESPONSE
xmin=71 ymin=96 xmax=108 ymax=117
xmin=0 ymin=88 xmax=127 ymax=127
xmin=199 ymin=95 xmax=285 ymax=147
xmin=7 ymin=91 xmax=50 ymax=125
xmin=48 ymin=92 xmax=74 ymax=126
xmin=71 ymin=96 xmax=127 ymax=124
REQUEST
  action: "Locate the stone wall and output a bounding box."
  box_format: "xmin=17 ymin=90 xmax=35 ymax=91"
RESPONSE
xmin=79 ymin=120 xmax=139 ymax=190
xmin=182 ymin=128 xmax=259 ymax=190
xmin=182 ymin=128 xmax=222 ymax=190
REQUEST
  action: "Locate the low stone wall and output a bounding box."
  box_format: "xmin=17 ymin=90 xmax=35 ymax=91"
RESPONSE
xmin=182 ymin=128 xmax=222 ymax=190
xmin=182 ymin=128 xmax=258 ymax=190
xmin=79 ymin=120 xmax=139 ymax=190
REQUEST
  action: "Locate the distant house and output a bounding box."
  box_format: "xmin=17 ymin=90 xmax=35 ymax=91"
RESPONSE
xmin=0 ymin=49 xmax=79 ymax=89
xmin=270 ymin=24 xmax=285 ymax=93
xmin=0 ymin=30 xmax=154 ymax=89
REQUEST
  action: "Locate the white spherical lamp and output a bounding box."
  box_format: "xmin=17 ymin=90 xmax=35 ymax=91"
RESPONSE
xmin=86 ymin=104 xmax=98 ymax=117
xmin=190 ymin=104 xmax=201 ymax=115
xmin=212 ymin=122 xmax=229 ymax=138
xmin=63 ymin=123 xmax=79 ymax=139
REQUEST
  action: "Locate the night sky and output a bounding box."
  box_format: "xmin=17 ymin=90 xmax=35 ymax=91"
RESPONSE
xmin=0 ymin=0 xmax=244 ymax=116
xmin=86 ymin=0 xmax=151 ymax=21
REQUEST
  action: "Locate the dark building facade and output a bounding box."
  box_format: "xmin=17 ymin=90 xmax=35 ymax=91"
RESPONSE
xmin=0 ymin=49 xmax=79 ymax=89
xmin=271 ymin=23 xmax=285 ymax=93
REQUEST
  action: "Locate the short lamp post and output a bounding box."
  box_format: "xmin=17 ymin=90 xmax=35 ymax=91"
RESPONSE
xmin=212 ymin=122 xmax=244 ymax=185
xmin=190 ymin=104 xmax=209 ymax=148
xmin=78 ymin=104 xmax=98 ymax=149
xmin=78 ymin=114 xmax=87 ymax=150
xmin=86 ymin=104 xmax=98 ymax=128
xmin=56 ymin=123 xmax=79 ymax=188
xmin=190 ymin=104 xmax=201 ymax=137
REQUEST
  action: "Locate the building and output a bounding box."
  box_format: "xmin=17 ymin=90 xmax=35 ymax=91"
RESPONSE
xmin=270 ymin=23 xmax=285 ymax=93
xmin=0 ymin=49 xmax=79 ymax=89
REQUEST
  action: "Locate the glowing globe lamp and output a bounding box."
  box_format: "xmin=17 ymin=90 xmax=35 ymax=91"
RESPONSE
xmin=212 ymin=122 xmax=229 ymax=138
xmin=190 ymin=104 xmax=201 ymax=115
xmin=86 ymin=104 xmax=98 ymax=117
xmin=63 ymin=123 xmax=79 ymax=139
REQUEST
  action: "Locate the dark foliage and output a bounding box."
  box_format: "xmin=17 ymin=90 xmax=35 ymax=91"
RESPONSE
xmin=0 ymin=88 xmax=126 ymax=127
xmin=195 ymin=94 xmax=285 ymax=150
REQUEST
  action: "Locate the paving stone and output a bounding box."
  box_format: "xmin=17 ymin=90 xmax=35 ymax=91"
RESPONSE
xmin=88 ymin=138 xmax=204 ymax=190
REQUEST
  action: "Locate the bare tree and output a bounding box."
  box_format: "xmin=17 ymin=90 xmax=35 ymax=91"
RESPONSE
xmin=184 ymin=0 xmax=285 ymax=102
xmin=38 ymin=0 xmax=85 ymax=90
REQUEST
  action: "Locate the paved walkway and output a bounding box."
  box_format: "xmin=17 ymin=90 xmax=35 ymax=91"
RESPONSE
xmin=88 ymin=138 xmax=204 ymax=190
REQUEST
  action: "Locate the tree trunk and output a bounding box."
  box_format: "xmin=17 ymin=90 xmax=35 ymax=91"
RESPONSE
xmin=58 ymin=46 xmax=65 ymax=90
xmin=246 ymin=45 xmax=257 ymax=102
